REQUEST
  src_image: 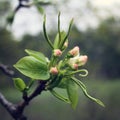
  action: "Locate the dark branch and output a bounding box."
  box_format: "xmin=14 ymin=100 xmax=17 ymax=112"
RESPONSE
xmin=0 ymin=64 xmax=15 ymax=77
xmin=0 ymin=80 xmax=47 ymax=120
xmin=17 ymin=81 xmax=47 ymax=113
xmin=15 ymin=0 xmax=30 ymax=13
xmin=0 ymin=92 xmax=27 ymax=120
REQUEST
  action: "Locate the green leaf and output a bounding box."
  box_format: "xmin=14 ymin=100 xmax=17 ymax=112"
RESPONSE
xmin=50 ymin=89 xmax=70 ymax=103
xmin=54 ymin=33 xmax=59 ymax=49
xmin=71 ymin=77 xmax=105 ymax=107
xmin=54 ymin=31 xmax=68 ymax=49
xmin=59 ymin=18 xmax=73 ymax=48
xmin=14 ymin=56 xmax=50 ymax=80
xmin=57 ymin=78 xmax=68 ymax=89
xmin=13 ymin=78 xmax=26 ymax=92
xmin=67 ymin=80 xmax=79 ymax=109
xmin=25 ymin=49 xmax=47 ymax=63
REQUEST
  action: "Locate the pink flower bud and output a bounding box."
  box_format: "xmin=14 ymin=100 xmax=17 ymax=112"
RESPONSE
xmin=50 ymin=67 xmax=58 ymax=75
xmin=77 ymin=55 xmax=88 ymax=65
xmin=53 ymin=49 xmax=62 ymax=57
xmin=72 ymin=63 xmax=79 ymax=70
xmin=69 ymin=46 xmax=80 ymax=57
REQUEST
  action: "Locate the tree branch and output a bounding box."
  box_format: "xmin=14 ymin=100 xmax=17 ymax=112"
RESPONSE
xmin=0 ymin=64 xmax=15 ymax=77
xmin=0 ymin=78 xmax=47 ymax=120
xmin=0 ymin=63 xmax=48 ymax=119
xmin=0 ymin=92 xmax=27 ymax=120
xmin=15 ymin=0 xmax=30 ymax=13
xmin=16 ymin=81 xmax=47 ymax=115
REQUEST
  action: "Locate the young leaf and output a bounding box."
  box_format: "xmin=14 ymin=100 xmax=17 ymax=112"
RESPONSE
xmin=67 ymin=79 xmax=79 ymax=109
xmin=71 ymin=77 xmax=105 ymax=107
xmin=13 ymin=78 xmax=26 ymax=92
xmin=50 ymin=89 xmax=70 ymax=103
xmin=59 ymin=18 xmax=73 ymax=48
xmin=25 ymin=49 xmax=47 ymax=63
xmin=54 ymin=33 xmax=59 ymax=49
xmin=59 ymin=31 xmax=67 ymax=48
xmin=14 ymin=56 xmax=50 ymax=80
xmin=54 ymin=31 xmax=68 ymax=49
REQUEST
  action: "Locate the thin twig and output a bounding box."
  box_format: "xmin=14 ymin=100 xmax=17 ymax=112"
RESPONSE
xmin=15 ymin=0 xmax=30 ymax=13
xmin=0 ymin=64 xmax=15 ymax=77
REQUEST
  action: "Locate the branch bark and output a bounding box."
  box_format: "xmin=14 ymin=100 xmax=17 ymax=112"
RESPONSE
xmin=0 ymin=80 xmax=47 ymax=120
xmin=0 ymin=92 xmax=27 ymax=120
xmin=0 ymin=63 xmax=47 ymax=120
xmin=0 ymin=64 xmax=15 ymax=77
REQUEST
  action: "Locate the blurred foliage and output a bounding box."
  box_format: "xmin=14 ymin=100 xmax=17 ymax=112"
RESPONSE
xmin=0 ymin=80 xmax=120 ymax=120
xmin=0 ymin=29 xmax=20 ymax=65
xmin=0 ymin=1 xmax=10 ymax=26
xmin=0 ymin=1 xmax=10 ymax=16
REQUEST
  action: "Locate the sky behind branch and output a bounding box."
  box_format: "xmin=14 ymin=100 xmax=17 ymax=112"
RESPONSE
xmin=10 ymin=0 xmax=120 ymax=39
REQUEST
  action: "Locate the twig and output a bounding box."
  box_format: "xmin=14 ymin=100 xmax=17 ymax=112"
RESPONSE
xmin=15 ymin=0 xmax=30 ymax=13
xmin=0 ymin=92 xmax=27 ymax=120
xmin=0 ymin=79 xmax=47 ymax=120
xmin=17 ymin=81 xmax=47 ymax=113
xmin=0 ymin=64 xmax=15 ymax=77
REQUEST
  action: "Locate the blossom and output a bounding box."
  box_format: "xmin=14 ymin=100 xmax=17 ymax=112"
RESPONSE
xmin=50 ymin=67 xmax=58 ymax=75
xmin=77 ymin=55 xmax=88 ymax=66
xmin=71 ymin=63 xmax=79 ymax=70
xmin=68 ymin=54 xmax=88 ymax=68
xmin=53 ymin=49 xmax=62 ymax=57
xmin=69 ymin=46 xmax=80 ymax=57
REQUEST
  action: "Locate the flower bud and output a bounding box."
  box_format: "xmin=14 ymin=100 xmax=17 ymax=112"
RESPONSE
xmin=77 ymin=55 xmax=88 ymax=66
xmin=64 ymin=41 xmax=68 ymax=48
xmin=69 ymin=46 xmax=80 ymax=57
xmin=50 ymin=67 xmax=58 ymax=75
xmin=72 ymin=63 xmax=79 ymax=70
xmin=53 ymin=49 xmax=62 ymax=57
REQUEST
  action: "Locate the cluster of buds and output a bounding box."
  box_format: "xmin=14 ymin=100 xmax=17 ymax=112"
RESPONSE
xmin=68 ymin=46 xmax=88 ymax=70
xmin=50 ymin=46 xmax=88 ymax=74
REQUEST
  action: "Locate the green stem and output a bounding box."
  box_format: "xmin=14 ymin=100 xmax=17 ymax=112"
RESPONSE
xmin=65 ymin=69 xmax=88 ymax=77
xmin=48 ymin=55 xmax=58 ymax=68
xmin=43 ymin=15 xmax=54 ymax=49
xmin=28 ymin=79 xmax=34 ymax=89
xmin=47 ymin=75 xmax=62 ymax=90
xmin=58 ymin=12 xmax=61 ymax=45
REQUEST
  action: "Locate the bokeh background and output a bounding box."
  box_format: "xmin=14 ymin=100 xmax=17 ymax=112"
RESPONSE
xmin=0 ymin=0 xmax=120 ymax=120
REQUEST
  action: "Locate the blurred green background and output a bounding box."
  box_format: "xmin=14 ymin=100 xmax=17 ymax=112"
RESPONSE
xmin=0 ymin=1 xmax=120 ymax=120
